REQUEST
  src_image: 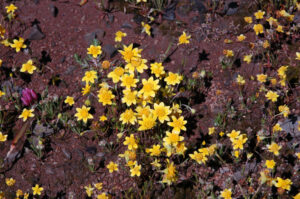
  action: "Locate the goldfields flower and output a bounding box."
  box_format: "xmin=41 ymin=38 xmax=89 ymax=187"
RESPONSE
xmin=168 ymin=116 xmax=187 ymax=134
xmin=138 ymin=114 xmax=156 ymax=131
xmin=296 ymin=52 xmax=300 ymax=60
xmin=278 ymin=105 xmax=290 ymax=118
xmin=178 ymin=31 xmax=191 ymax=45
xmin=243 ymin=54 xmax=252 ymax=64
xmin=122 ymin=89 xmax=137 ymax=106
xmin=257 ymin=74 xmax=267 ymax=83
xmin=265 ymin=90 xmax=279 ymax=102
xmin=84 ymin=184 xmax=94 ymax=197
xmin=32 ymin=184 xmax=43 ymax=195
xmin=139 ymin=77 xmax=160 ymax=98
xmin=164 ymin=72 xmax=183 ymax=85
xmin=153 ymin=102 xmax=171 ymax=123
xmin=0 ymin=132 xmax=8 ymax=142
xmin=75 ymin=105 xmax=93 ymax=123
xmin=232 ymin=135 xmax=247 ymax=150
xmin=6 ymin=4 xmax=18 ymax=13
xmin=123 ymin=134 xmax=138 ymax=150
xmin=265 ymin=160 xmax=276 ymax=169
xmin=5 ymin=178 xmax=15 ymax=186
xmin=119 ymin=44 xmax=142 ymax=63
xmin=189 ymin=150 xmax=208 ymax=164
xmin=223 ymin=49 xmax=234 ymax=57
xmin=10 ymin=37 xmax=27 ymax=52
xmin=273 ymin=123 xmax=282 ymax=132
xmin=0 ymin=25 xmax=6 ymax=38
xmin=220 ymin=189 xmax=232 ymax=199
xmin=141 ymin=22 xmax=151 ymax=36
xmin=236 ymin=74 xmax=245 ymax=85
xmin=120 ymin=74 xmax=138 ymax=89
xmin=115 ymin=31 xmax=127 ymax=42
xmin=130 ymin=163 xmax=141 ymax=177
xmin=254 ymin=10 xmax=265 ymax=19
xmin=97 ymin=193 xmax=109 ymax=199
xmin=107 ymin=67 xmax=125 ymax=83
xmin=98 ymin=87 xmax=115 ymax=106
xmin=244 ymin=16 xmax=253 ymax=23
xmin=135 ymin=105 xmax=151 ymax=118
xmin=19 ymin=108 xmax=34 ymax=121
xmin=150 ymin=62 xmax=165 ymax=78
xmin=227 ymin=130 xmax=240 ymax=141
xmin=64 ymin=96 xmax=75 ymax=106
xmin=237 ymin=34 xmax=246 ymax=41
xmin=275 ymin=177 xmax=292 ymax=191
xmin=120 ymin=109 xmax=136 ymax=125
xmin=267 ymin=142 xmax=281 ymax=156
xmin=82 ymin=84 xmax=91 ymax=96
xmin=106 ymin=161 xmax=118 ymax=173
xmin=21 ymin=59 xmax=36 ymax=74
xmin=162 ymin=160 xmax=177 ymax=185
xmin=163 ymin=131 xmax=184 ymax=146
xmin=82 ymin=70 xmax=97 ymax=84
xmin=87 ymin=45 xmax=102 ymax=58
xmin=146 ymin=144 xmax=162 ymax=156
xmin=253 ymin=24 xmax=264 ymax=35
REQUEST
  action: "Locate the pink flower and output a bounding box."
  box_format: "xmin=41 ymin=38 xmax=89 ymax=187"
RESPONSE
xmin=21 ymin=88 xmax=37 ymax=106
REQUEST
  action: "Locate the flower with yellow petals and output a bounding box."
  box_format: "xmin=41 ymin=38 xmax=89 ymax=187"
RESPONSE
xmin=153 ymin=102 xmax=171 ymax=123
xmin=236 ymin=74 xmax=245 ymax=85
xmin=150 ymin=62 xmax=165 ymax=78
xmin=244 ymin=16 xmax=252 ymax=23
xmin=0 ymin=90 xmax=5 ymax=98
xmin=130 ymin=163 xmax=141 ymax=177
xmin=227 ymin=130 xmax=240 ymax=141
xmin=138 ymin=114 xmax=156 ymax=131
xmin=164 ymin=72 xmax=183 ymax=86
xmin=98 ymin=87 xmax=115 ymax=106
xmin=120 ymin=74 xmax=138 ymax=89
xmin=267 ymin=142 xmax=281 ymax=156
xmin=64 ymin=96 xmax=74 ymax=106
xmin=273 ymin=123 xmax=282 ymax=132
xmin=223 ymin=49 xmax=234 ymax=57
xmin=253 ymin=24 xmax=264 ymax=35
xmin=278 ymin=105 xmax=290 ymax=118
xmin=0 ymin=132 xmax=7 ymax=142
xmin=19 ymin=108 xmax=34 ymax=121
xmin=10 ymin=37 xmax=27 ymax=52
xmin=168 ymin=116 xmax=187 ymax=134
xmin=6 ymin=4 xmax=17 ymax=13
xmin=5 ymin=178 xmax=15 ymax=186
xmin=120 ymin=109 xmax=136 ymax=125
xmin=81 ymin=84 xmax=91 ymax=96
xmin=84 ymin=184 xmax=94 ymax=197
xmin=141 ymin=22 xmax=151 ymax=36
xmin=107 ymin=67 xmax=125 ymax=83
xmin=178 ymin=31 xmax=191 ymax=45
xmin=265 ymin=160 xmax=276 ymax=169
xmin=237 ymin=34 xmax=246 ymax=41
xmin=106 ymin=161 xmax=118 ymax=173
xmin=146 ymin=144 xmax=162 ymax=156
xmin=32 ymin=184 xmax=43 ymax=196
xmin=20 ymin=59 xmax=37 ymax=74
xmin=124 ymin=134 xmax=138 ymax=150
xmin=119 ymin=44 xmax=142 ymax=63
xmin=296 ymin=52 xmax=300 ymax=60
xmin=163 ymin=131 xmax=184 ymax=146
xmin=115 ymin=31 xmax=127 ymax=42
xmin=94 ymin=182 xmax=103 ymax=190
xmin=99 ymin=115 xmax=107 ymax=122
xmin=97 ymin=193 xmax=109 ymax=199
xmin=220 ymin=189 xmax=232 ymax=199
xmin=243 ymin=54 xmax=252 ymax=64
xmin=139 ymin=77 xmax=160 ymax=98
xmin=135 ymin=105 xmax=151 ymax=118
xmin=275 ymin=177 xmax=292 ymax=191
xmin=162 ymin=160 xmax=177 ymax=185
xmin=75 ymin=105 xmax=93 ymax=123
xmin=82 ymin=70 xmax=97 ymax=84
xmin=257 ymin=74 xmax=267 ymax=83
xmin=0 ymin=25 xmax=6 ymax=38
xmin=87 ymin=45 xmax=102 ymax=58
xmin=232 ymin=135 xmax=247 ymax=150
xmin=254 ymin=10 xmax=265 ymax=19
xmin=122 ymin=89 xmax=137 ymax=106
xmin=189 ymin=150 xmax=208 ymax=164
xmin=276 ymin=25 xmax=284 ymax=33
xmin=125 ymin=56 xmax=148 ymax=74
xmin=265 ymin=91 xmax=279 ymax=102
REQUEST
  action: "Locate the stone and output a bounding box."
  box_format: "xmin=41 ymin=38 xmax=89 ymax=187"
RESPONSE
xmin=64 ymin=65 xmax=77 ymax=75
xmin=28 ymin=24 xmax=45 ymax=40
xmin=33 ymin=123 xmax=54 ymax=137
xmin=50 ymin=4 xmax=58 ymax=17
xmin=121 ymin=21 xmax=132 ymax=29
xmin=190 ymin=0 xmax=206 ymax=14
xmin=84 ymin=29 xmax=105 ymax=44
xmin=62 ymin=148 xmax=72 ymax=160
xmin=225 ymin=2 xmax=239 ymax=16
xmin=103 ymin=44 xmax=117 ymax=58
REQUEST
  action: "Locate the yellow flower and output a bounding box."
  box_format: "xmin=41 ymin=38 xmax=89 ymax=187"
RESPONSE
xmin=293 ymin=193 xmax=300 ymax=199
xmin=99 ymin=115 xmax=107 ymax=122
xmin=81 ymin=84 xmax=91 ymax=96
xmin=227 ymin=130 xmax=240 ymax=141
xmin=139 ymin=77 xmax=160 ymax=98
xmin=98 ymin=87 xmax=115 ymax=106
xmin=232 ymin=135 xmax=247 ymax=150
xmin=0 ymin=90 xmax=5 ymax=97
xmin=278 ymin=65 xmax=288 ymax=78
xmin=125 ymin=56 xmax=148 ymax=74
xmin=115 ymin=31 xmax=127 ymax=42
xmin=254 ymin=10 xmax=265 ymax=19
xmin=236 ymin=74 xmax=245 ymax=85
xmin=137 ymin=0 xmax=147 ymax=3
xmin=153 ymin=102 xmax=171 ymax=123
xmin=130 ymin=163 xmax=141 ymax=177
xmin=94 ymin=182 xmax=103 ymax=190
xmin=0 ymin=25 xmax=5 ymax=38
xmin=208 ymin=127 xmax=215 ymax=135
xmin=244 ymin=16 xmax=253 ymax=24
xmin=146 ymin=144 xmax=162 ymax=156
xmin=267 ymin=17 xmax=278 ymax=27
xmin=265 ymin=159 xmax=276 ymax=169
xmin=168 ymin=116 xmax=187 ymax=134
xmin=219 ymin=131 xmax=225 ymax=137
xmin=237 ymin=34 xmax=246 ymax=41
xmin=257 ymin=74 xmax=267 ymax=83
xmin=64 ymin=96 xmax=74 ymax=106
xmin=6 ymin=178 xmax=15 ymax=186
xmin=220 ymin=189 xmax=232 ymax=199
xmin=120 ymin=74 xmax=138 ymax=89
xmin=87 ymin=45 xmax=102 ymax=58
xmin=141 ymin=22 xmax=151 ymax=36
xmin=10 ymin=37 xmax=27 ymax=52
xmin=175 ymin=142 xmax=187 ymax=155
xmin=0 ymin=59 xmax=2 ymax=66
xmin=135 ymin=105 xmax=151 ymax=118
xmin=84 ymin=184 xmax=94 ymax=197
xmin=267 ymin=142 xmax=281 ymax=156
xmin=120 ymin=109 xmax=136 ymax=125
xmin=296 ymin=52 xmax=300 ymax=60
xmin=189 ymin=151 xmax=208 ymax=164
xmin=75 ymin=105 xmax=93 ymax=123
xmin=97 ymin=193 xmax=109 ymax=199
xmin=163 ymin=131 xmax=184 ymax=146
xmin=16 ymin=189 xmax=23 ymax=197
xmin=138 ymin=114 xmax=156 ymax=131
xmin=276 ymin=25 xmax=284 ymax=33
xmin=107 ymin=67 xmax=125 ymax=83
xmin=265 ymin=91 xmax=279 ymax=102
xmin=253 ymin=24 xmax=264 ymax=35
xmin=162 ymin=160 xmax=177 ymax=185
xmin=164 ymin=72 xmax=183 ymax=85
xmin=82 ymin=70 xmax=97 ymax=84
xmin=122 ymin=89 xmax=137 ymax=106
xmin=106 ymin=161 xmax=118 ymax=173
xmin=6 ymin=4 xmax=18 ymax=13
xmin=273 ymin=123 xmax=282 ymax=132
xmin=32 ymin=184 xmax=43 ymax=195
xmin=0 ymin=132 xmax=7 ymax=142
xmin=21 ymin=59 xmax=37 ymax=74
xmin=243 ymin=54 xmax=252 ymax=64
xmin=150 ymin=62 xmax=165 ymax=78
xmin=151 ymin=159 xmax=161 ymax=168
xmin=263 ymin=40 xmax=270 ymax=48
xmin=275 ymin=177 xmax=292 ymax=191
xmin=178 ymin=31 xmax=191 ymax=45
xmin=119 ymin=44 xmax=142 ymax=63
xmin=19 ymin=108 xmax=34 ymax=122
xmin=124 ymin=134 xmax=138 ymax=150
xmin=223 ymin=49 xmax=234 ymax=57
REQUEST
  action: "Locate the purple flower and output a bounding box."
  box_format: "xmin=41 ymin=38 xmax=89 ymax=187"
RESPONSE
xmin=21 ymin=88 xmax=37 ymax=106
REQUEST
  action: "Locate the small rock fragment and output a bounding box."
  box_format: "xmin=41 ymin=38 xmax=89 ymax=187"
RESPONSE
xmin=28 ymin=24 xmax=45 ymax=40
xmin=50 ymin=4 xmax=58 ymax=17
xmin=103 ymin=44 xmax=117 ymax=58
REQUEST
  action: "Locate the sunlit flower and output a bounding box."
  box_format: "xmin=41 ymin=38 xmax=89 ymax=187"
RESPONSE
xmin=5 ymin=178 xmax=15 ymax=186
xmin=236 ymin=74 xmax=245 ymax=85
xmin=10 ymin=37 xmax=27 ymax=52
xmin=119 ymin=44 xmax=142 ymax=63
xmin=84 ymin=184 xmax=94 ymax=197
xmin=244 ymin=16 xmax=253 ymax=23
xmin=115 ymin=31 xmax=127 ymax=42
xmin=267 ymin=142 xmax=281 ymax=156
xmin=165 ymin=72 xmax=183 ymax=85
xmin=75 ymin=105 xmax=93 ymax=123
xmin=97 ymin=193 xmax=109 ymax=199
xmin=19 ymin=108 xmax=34 ymax=121
xmin=122 ymin=89 xmax=137 ymax=106
xmin=135 ymin=105 xmax=151 ymax=118
xmin=223 ymin=49 xmax=234 ymax=57
xmin=150 ymin=62 xmax=165 ymax=78
xmin=243 ymin=54 xmax=252 ymax=64
xmin=220 ymin=189 xmax=232 ymax=199
xmin=162 ymin=160 xmax=177 ymax=185
xmin=163 ymin=131 xmax=184 ymax=146
xmin=227 ymin=130 xmax=240 ymax=141
xmin=0 ymin=90 xmax=5 ymax=98
xmin=153 ymin=102 xmax=171 ymax=123
xmin=257 ymin=74 xmax=267 ymax=83
xmin=254 ymin=10 xmax=265 ymax=19
xmin=232 ymin=135 xmax=247 ymax=150
xmin=278 ymin=105 xmax=290 ymax=118
xmin=296 ymin=52 xmax=300 ymax=60
xmin=273 ymin=123 xmax=282 ymax=132
xmin=64 ymin=96 xmax=74 ymax=106
xmin=178 ymin=31 xmax=191 ymax=45
xmin=130 ymin=163 xmax=141 ymax=177
xmin=253 ymin=24 xmax=264 ymax=35
xmin=0 ymin=132 xmax=7 ymax=142
xmin=265 ymin=91 xmax=279 ymax=102
xmin=237 ymin=34 xmax=246 ymax=41
xmin=275 ymin=177 xmax=292 ymax=191
xmin=32 ymin=184 xmax=43 ymax=196
xmin=168 ymin=116 xmax=187 ymax=133
xmin=82 ymin=70 xmax=97 ymax=84
xmin=94 ymin=182 xmax=103 ymax=190
xmin=87 ymin=45 xmax=102 ymax=58
xmin=120 ymin=74 xmax=138 ymax=89
xmin=208 ymin=127 xmax=215 ymax=135
xmin=120 ymin=109 xmax=136 ymax=125
xmin=138 ymin=114 xmax=156 ymax=131
xmin=81 ymin=84 xmax=91 ymax=96
xmin=139 ymin=77 xmax=160 ymax=98
xmin=6 ymin=4 xmax=18 ymax=13
xmin=265 ymin=159 xmax=276 ymax=169
xmin=108 ymin=67 xmax=125 ymax=83
xmin=189 ymin=150 xmax=208 ymax=164
xmin=146 ymin=144 xmax=162 ymax=156
xmin=276 ymin=25 xmax=284 ymax=33
xmin=106 ymin=161 xmax=118 ymax=173
xmin=267 ymin=17 xmax=278 ymax=27
xmin=124 ymin=134 xmax=138 ymax=150
xmin=141 ymin=22 xmax=151 ymax=36
xmin=263 ymin=40 xmax=270 ymax=48
xmin=98 ymin=87 xmax=115 ymax=106
xmin=125 ymin=56 xmax=148 ymax=74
